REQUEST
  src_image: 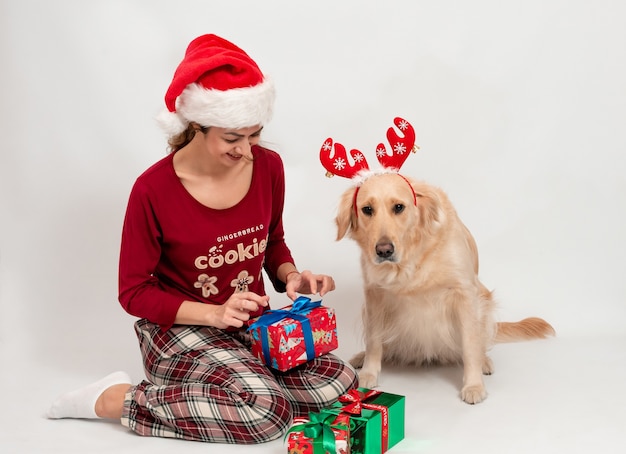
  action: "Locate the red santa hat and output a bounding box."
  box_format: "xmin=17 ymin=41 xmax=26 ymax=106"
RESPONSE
xmin=156 ymin=34 xmax=275 ymax=137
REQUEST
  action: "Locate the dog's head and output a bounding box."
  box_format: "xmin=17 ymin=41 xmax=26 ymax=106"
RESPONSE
xmin=335 ymin=173 xmax=445 ymax=266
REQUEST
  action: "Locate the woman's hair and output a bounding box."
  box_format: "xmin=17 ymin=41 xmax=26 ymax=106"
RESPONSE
xmin=167 ymin=123 xmax=207 ymax=152
xmin=166 ymin=123 xmax=268 ymax=160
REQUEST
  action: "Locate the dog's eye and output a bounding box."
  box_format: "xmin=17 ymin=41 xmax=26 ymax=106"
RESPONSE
xmin=361 ymin=206 xmax=373 ymax=216
xmin=393 ymin=204 xmax=405 ymax=214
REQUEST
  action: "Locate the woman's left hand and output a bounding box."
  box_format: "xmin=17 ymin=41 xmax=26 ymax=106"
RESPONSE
xmin=285 ymin=269 xmax=335 ymax=300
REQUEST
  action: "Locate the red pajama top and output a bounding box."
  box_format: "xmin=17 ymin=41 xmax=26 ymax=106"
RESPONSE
xmin=118 ymin=145 xmax=295 ymax=330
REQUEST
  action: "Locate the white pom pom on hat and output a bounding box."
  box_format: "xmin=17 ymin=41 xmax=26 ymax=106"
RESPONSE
xmin=156 ymin=34 xmax=275 ymax=137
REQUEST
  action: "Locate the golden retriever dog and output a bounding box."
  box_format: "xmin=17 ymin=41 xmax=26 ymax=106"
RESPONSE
xmin=336 ymin=171 xmax=555 ymax=404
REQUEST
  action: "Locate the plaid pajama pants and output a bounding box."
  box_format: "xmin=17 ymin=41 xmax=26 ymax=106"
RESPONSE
xmin=120 ymin=318 xmax=358 ymax=443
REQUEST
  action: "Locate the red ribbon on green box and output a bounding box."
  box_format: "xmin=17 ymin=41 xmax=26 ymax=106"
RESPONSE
xmin=338 ymin=389 xmax=389 ymax=449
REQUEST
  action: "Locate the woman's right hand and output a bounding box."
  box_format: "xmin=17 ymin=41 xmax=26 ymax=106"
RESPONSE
xmin=209 ymin=292 xmax=270 ymax=329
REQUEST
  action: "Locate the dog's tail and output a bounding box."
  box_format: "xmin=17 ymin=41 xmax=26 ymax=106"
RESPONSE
xmin=494 ymin=317 xmax=555 ymax=343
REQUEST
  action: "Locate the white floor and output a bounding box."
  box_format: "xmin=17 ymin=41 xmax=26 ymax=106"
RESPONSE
xmin=3 ymin=1 xmax=626 ymax=452
xmin=2 ymin=333 xmax=625 ymax=454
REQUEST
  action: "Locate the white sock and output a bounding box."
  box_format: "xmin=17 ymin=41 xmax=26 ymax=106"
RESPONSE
xmin=46 ymin=371 xmax=132 ymax=419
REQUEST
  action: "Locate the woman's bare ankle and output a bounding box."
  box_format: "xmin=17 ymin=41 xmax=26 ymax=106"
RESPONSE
xmin=94 ymin=384 xmax=131 ymax=419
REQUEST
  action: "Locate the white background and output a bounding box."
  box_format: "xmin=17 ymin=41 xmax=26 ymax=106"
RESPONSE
xmin=1 ymin=1 xmax=625 ymax=453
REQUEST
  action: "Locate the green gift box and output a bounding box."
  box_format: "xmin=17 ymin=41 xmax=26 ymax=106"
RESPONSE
xmin=319 ymin=388 xmax=405 ymax=453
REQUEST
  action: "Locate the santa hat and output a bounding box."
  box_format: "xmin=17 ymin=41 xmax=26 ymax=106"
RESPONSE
xmin=156 ymin=34 xmax=275 ymax=137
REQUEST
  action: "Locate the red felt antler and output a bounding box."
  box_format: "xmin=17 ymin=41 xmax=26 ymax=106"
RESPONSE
xmin=375 ymin=117 xmax=418 ymax=170
xmin=320 ymin=138 xmax=370 ymax=179
xmin=320 ymin=117 xmax=418 ymax=179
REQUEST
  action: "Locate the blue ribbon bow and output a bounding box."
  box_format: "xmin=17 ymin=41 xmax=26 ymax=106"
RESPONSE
xmin=248 ymin=296 xmax=321 ymax=368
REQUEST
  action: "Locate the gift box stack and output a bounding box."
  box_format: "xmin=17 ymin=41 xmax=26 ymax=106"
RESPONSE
xmin=247 ymin=296 xmax=339 ymax=371
xmin=286 ymin=388 xmax=405 ymax=453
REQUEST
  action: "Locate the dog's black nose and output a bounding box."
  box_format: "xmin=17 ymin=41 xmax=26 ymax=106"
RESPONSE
xmin=375 ymin=242 xmax=395 ymax=258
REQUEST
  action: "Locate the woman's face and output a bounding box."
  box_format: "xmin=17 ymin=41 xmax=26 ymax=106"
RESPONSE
xmin=202 ymin=125 xmax=263 ymax=164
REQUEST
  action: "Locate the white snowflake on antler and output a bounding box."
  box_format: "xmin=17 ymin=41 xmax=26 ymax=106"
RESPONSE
xmin=398 ymin=119 xmax=409 ymax=131
xmin=333 ymin=157 xmax=346 ymax=170
xmin=353 ymin=152 xmax=365 ymax=163
xmin=393 ymin=142 xmax=407 ymax=155
xmin=375 ymin=146 xmax=387 ymax=158
xmin=322 ymin=140 xmax=332 ymax=151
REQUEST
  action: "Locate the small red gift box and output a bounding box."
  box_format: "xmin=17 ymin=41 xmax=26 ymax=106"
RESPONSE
xmin=287 ymin=413 xmax=351 ymax=454
xmin=247 ymin=296 xmax=338 ymax=371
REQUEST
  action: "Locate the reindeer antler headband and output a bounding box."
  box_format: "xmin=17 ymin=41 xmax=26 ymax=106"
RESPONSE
xmin=320 ymin=117 xmax=419 ymax=215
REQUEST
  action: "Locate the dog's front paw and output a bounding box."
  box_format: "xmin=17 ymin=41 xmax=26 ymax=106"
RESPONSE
xmin=461 ymin=384 xmax=487 ymax=404
xmin=358 ymin=370 xmax=379 ymax=389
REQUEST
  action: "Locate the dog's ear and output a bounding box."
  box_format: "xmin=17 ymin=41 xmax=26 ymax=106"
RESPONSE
xmin=412 ymin=184 xmax=445 ymax=235
xmin=335 ymin=186 xmax=358 ymax=240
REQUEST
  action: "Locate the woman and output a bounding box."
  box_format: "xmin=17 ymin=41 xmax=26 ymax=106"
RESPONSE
xmin=47 ymin=33 xmax=357 ymax=444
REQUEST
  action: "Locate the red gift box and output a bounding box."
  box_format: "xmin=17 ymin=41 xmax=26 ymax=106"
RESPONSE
xmin=287 ymin=413 xmax=350 ymax=454
xmin=248 ymin=296 xmax=338 ymax=371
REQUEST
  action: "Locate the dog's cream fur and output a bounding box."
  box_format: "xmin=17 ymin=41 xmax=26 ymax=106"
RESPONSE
xmin=336 ymin=172 xmax=555 ymax=404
